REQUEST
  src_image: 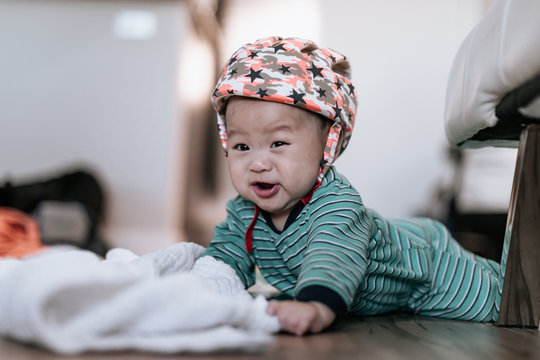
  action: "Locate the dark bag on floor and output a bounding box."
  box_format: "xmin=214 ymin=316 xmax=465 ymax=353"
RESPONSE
xmin=0 ymin=169 xmax=108 ymax=256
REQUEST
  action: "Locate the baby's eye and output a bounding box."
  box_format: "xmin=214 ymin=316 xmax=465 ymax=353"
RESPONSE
xmin=271 ymin=141 xmax=287 ymax=148
xmin=234 ymin=143 xmax=250 ymax=151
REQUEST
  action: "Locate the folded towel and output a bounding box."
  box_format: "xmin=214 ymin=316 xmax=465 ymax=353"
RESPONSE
xmin=0 ymin=242 xmax=280 ymax=354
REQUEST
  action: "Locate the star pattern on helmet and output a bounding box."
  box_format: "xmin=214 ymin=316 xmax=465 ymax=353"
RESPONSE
xmin=307 ymin=63 xmax=324 ymax=78
xmin=332 ymin=103 xmax=342 ymax=119
xmin=247 ymin=68 xmax=263 ymax=82
xmin=248 ymin=51 xmax=259 ymax=59
xmin=272 ymin=43 xmax=286 ymax=53
xmin=316 ymin=87 xmax=327 ymax=98
xmin=279 ymin=65 xmax=291 ymax=74
xmin=288 ymin=89 xmax=306 ymax=104
xmin=257 ymin=88 xmax=268 ymax=98
xmin=347 ymin=82 xmax=355 ymax=95
xmin=228 ymin=56 xmax=238 ymax=66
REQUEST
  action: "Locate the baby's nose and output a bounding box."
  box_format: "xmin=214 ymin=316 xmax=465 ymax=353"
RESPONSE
xmin=250 ymin=153 xmax=272 ymax=172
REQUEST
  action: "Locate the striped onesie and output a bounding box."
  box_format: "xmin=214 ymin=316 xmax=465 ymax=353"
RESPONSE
xmin=203 ymin=167 xmax=504 ymax=321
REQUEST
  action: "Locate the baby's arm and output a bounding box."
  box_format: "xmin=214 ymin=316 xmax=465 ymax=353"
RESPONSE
xmin=266 ymin=300 xmax=336 ymax=336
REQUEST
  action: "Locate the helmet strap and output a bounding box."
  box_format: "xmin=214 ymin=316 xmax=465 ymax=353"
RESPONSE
xmin=216 ymin=113 xmax=228 ymax=154
xmin=318 ymin=123 xmax=342 ymax=181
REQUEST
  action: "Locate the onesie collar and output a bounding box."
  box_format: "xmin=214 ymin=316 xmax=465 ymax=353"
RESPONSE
xmin=244 ymin=181 xmax=321 ymax=253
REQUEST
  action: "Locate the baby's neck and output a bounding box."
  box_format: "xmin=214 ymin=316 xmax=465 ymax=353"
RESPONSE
xmin=269 ymin=211 xmax=290 ymax=232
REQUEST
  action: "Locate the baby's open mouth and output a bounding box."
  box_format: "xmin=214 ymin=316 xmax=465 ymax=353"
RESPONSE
xmin=253 ymin=182 xmax=279 ymax=198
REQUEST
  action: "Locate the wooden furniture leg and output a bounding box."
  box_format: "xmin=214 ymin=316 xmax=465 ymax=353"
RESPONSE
xmin=497 ymin=124 xmax=540 ymax=328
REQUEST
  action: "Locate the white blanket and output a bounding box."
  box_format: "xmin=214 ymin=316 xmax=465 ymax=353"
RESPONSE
xmin=0 ymin=242 xmax=280 ymax=354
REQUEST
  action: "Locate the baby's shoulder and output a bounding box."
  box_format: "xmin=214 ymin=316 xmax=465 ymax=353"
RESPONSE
xmin=308 ymin=168 xmax=366 ymax=216
xmin=319 ymin=167 xmax=361 ymax=197
xmin=225 ymin=195 xmax=256 ymax=217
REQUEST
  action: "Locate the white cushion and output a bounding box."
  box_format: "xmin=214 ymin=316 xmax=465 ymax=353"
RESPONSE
xmin=444 ymin=0 xmax=540 ymax=148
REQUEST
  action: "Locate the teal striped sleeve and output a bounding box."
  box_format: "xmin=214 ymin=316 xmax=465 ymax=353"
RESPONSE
xmin=295 ymin=184 xmax=371 ymax=311
xmin=202 ymin=198 xmax=256 ymax=289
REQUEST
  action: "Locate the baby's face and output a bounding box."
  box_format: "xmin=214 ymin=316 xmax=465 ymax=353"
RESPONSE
xmin=225 ymin=97 xmax=328 ymax=224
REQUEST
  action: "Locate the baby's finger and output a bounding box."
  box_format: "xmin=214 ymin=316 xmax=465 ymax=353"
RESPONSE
xmin=293 ymin=319 xmax=310 ymax=336
xmin=308 ymin=319 xmax=324 ymax=334
xmin=280 ymin=314 xmax=309 ymax=336
xmin=266 ymin=300 xmax=279 ymax=315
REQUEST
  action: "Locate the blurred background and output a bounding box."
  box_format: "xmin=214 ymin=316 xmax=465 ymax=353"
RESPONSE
xmin=0 ymin=0 xmax=516 ymax=259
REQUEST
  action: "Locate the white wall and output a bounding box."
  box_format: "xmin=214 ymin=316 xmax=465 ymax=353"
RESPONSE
xmin=323 ymin=0 xmax=487 ymax=217
xmin=0 ymin=0 xmax=190 ymax=253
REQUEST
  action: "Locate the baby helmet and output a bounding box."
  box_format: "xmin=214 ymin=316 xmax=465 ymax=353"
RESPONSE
xmin=211 ymin=36 xmax=357 ymax=180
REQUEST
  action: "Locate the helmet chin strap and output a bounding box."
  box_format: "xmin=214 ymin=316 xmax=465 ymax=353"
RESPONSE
xmin=244 ymin=206 xmax=259 ymax=253
xmin=216 ymin=113 xmax=229 ymax=156
xmin=318 ymin=122 xmax=342 ymax=182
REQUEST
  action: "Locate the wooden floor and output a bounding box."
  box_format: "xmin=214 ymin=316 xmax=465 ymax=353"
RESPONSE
xmin=1 ymin=314 xmax=539 ymax=360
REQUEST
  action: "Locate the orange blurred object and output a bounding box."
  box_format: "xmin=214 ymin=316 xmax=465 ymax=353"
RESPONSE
xmin=0 ymin=207 xmax=45 ymax=258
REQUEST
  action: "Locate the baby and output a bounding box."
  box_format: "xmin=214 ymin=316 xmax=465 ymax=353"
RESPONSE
xmin=200 ymin=36 xmax=504 ymax=336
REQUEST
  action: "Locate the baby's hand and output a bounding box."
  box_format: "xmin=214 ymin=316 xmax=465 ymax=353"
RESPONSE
xmin=266 ymin=300 xmax=336 ymax=336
